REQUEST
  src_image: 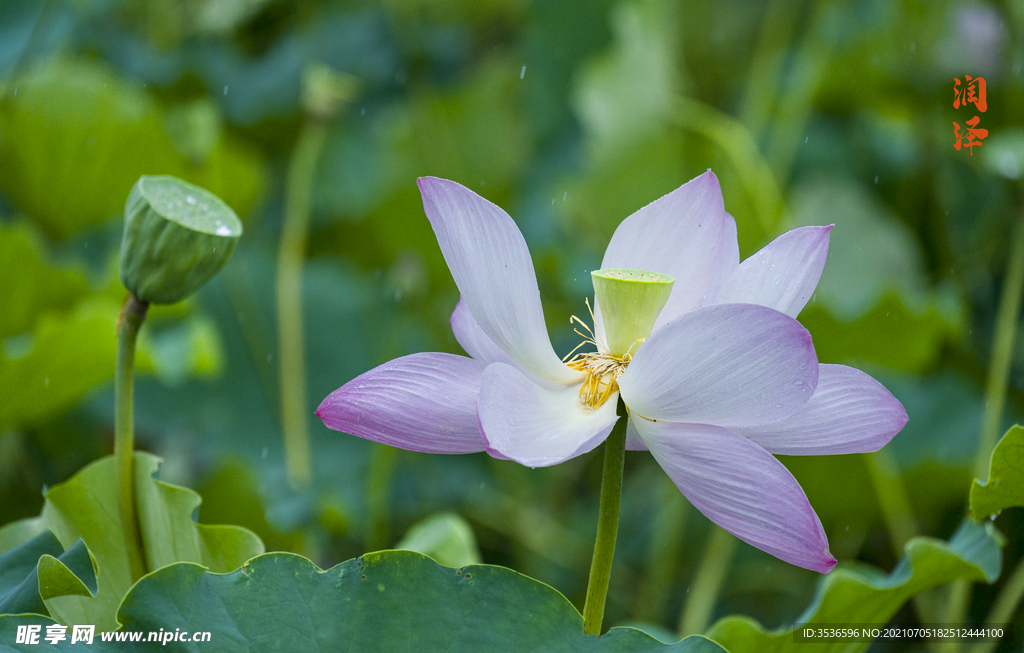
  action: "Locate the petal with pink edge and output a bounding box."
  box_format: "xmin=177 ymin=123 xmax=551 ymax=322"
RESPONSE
xmin=618 ymin=304 xmax=818 ymax=428
xmin=714 ymin=225 xmax=832 ymax=318
xmin=478 ymin=363 xmax=619 ymax=467
xmin=316 ymin=353 xmax=486 ymax=454
xmin=634 ymin=418 xmax=835 ymax=573
xmin=736 ymin=364 xmax=907 ymax=455
xmin=418 ymin=177 xmax=580 ymax=385
xmin=600 ymin=171 xmax=730 ymax=331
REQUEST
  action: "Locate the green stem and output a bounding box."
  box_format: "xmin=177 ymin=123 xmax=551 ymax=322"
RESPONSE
xmin=277 ymin=120 xmax=329 ymax=489
xmin=115 ymin=294 xmax=148 ymax=583
xmin=583 ymin=402 xmax=628 ymax=636
xmin=678 ymin=525 xmax=737 ymax=637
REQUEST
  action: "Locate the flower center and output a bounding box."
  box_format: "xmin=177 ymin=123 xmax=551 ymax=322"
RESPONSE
xmin=565 ymin=349 xmax=632 ymax=409
xmin=563 ymin=268 xmax=674 ymax=409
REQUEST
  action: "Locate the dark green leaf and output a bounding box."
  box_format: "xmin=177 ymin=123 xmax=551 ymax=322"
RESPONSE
xmin=971 ymin=425 xmax=1024 ymax=521
xmin=0 ymin=453 xmax=262 ymax=631
xmin=115 ymin=550 xmax=723 ymax=652
xmin=0 ymin=532 xmax=95 ymax=618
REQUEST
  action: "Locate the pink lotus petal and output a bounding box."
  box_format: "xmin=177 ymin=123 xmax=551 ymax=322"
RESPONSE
xmin=418 ymin=177 xmax=581 ymax=385
xmin=713 ymin=225 xmax=832 ymax=318
xmin=599 ymin=171 xmax=732 ymax=333
xmin=618 ymin=303 xmax=818 ymax=428
xmin=316 ymin=353 xmax=486 ymax=454
xmin=478 ymin=363 xmax=619 ymax=467
xmin=736 ymin=364 xmax=908 ymax=455
xmin=634 ymin=418 xmax=836 ymax=574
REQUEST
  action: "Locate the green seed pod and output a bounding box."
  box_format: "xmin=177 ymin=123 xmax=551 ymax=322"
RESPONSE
xmin=119 ymin=175 xmax=242 ymax=304
xmin=591 ymin=268 xmax=675 ymax=358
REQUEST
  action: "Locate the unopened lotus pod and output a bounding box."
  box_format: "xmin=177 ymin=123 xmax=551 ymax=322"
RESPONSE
xmin=119 ymin=176 xmax=242 ymax=304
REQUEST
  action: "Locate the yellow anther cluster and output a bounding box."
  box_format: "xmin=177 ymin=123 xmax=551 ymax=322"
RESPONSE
xmin=565 ymin=352 xmax=630 ymax=409
xmin=561 ymin=298 xmax=637 ymax=409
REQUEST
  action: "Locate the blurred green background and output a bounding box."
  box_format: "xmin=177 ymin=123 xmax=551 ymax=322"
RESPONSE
xmin=1 ymin=0 xmax=1023 ymax=647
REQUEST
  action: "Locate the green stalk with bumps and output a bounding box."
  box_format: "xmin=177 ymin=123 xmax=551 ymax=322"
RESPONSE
xmin=116 ymin=175 xmax=242 ymax=581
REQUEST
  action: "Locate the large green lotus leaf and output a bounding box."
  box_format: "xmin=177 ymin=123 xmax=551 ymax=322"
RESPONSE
xmin=113 ymin=550 xmax=723 ymax=652
xmin=705 ymin=520 xmax=1002 ymax=653
xmin=0 ymin=59 xmax=264 ymax=240
xmin=971 ymin=426 xmax=1024 ymax=520
xmin=0 ymin=222 xmax=91 ymax=339
xmin=0 ymin=452 xmax=264 ymax=631
xmin=0 ymin=531 xmax=95 ymax=617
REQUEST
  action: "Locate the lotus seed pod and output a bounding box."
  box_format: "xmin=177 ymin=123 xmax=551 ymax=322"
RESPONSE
xmin=119 ymin=176 xmax=242 ymax=304
xmin=591 ymin=268 xmax=675 ymax=358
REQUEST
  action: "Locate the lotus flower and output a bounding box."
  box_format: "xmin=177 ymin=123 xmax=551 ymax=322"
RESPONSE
xmin=317 ymin=172 xmax=907 ymax=573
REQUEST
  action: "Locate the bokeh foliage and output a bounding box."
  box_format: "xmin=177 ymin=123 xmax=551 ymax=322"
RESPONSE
xmin=1 ymin=0 xmax=1023 ymax=649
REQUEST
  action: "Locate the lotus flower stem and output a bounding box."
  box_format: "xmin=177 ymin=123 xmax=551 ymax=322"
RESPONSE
xmin=277 ymin=120 xmax=328 ymax=489
xmin=115 ymin=294 xmax=148 ymax=582
xmin=583 ymin=401 xmax=628 ymax=635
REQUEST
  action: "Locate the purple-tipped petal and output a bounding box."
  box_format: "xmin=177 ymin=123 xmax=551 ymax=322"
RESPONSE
xmin=478 ymin=363 xmax=619 ymax=467
xmin=736 ymin=364 xmax=908 ymax=455
xmin=418 ymin=177 xmax=580 ymax=385
xmin=714 ymin=226 xmax=832 ymax=318
xmin=316 ymin=353 xmax=486 ymax=454
xmin=618 ymin=304 xmax=819 ymax=428
xmin=634 ymin=418 xmax=836 ymax=574
xmin=600 ymin=171 xmax=731 ymax=331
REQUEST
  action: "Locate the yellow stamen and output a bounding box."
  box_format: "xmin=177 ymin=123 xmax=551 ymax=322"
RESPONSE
xmin=566 ymin=351 xmax=630 ymax=409
xmin=563 ymin=299 xmax=640 ymax=409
